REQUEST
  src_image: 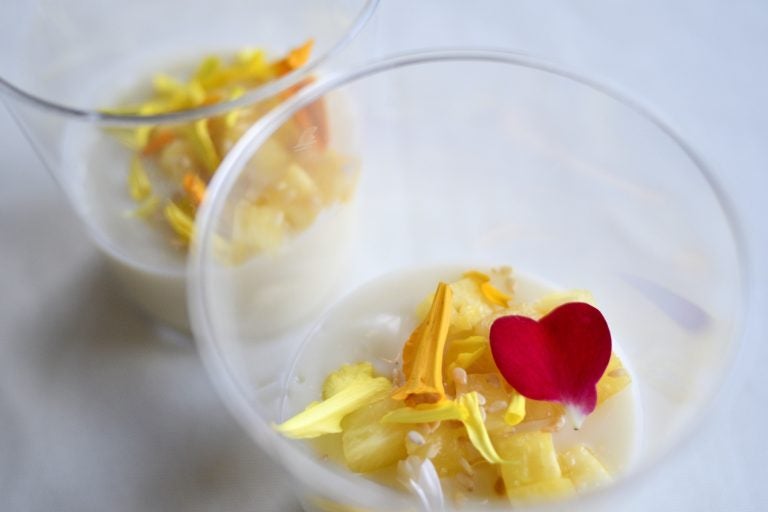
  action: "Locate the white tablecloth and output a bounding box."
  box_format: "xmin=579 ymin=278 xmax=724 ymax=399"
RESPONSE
xmin=1 ymin=1 xmax=766 ymax=510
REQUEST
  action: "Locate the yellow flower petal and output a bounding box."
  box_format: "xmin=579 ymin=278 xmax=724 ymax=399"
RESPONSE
xmin=444 ymin=335 xmax=488 ymax=375
xmin=182 ymin=172 xmax=207 ymax=207
xmin=392 ymin=282 xmax=452 ymax=406
xmin=480 ymin=281 xmax=511 ymax=307
xmin=129 ymin=195 xmax=160 ymax=219
xmin=462 ymin=270 xmax=491 ymax=282
xmin=236 ymin=47 xmax=262 ymax=64
xmin=153 ymin=74 xmax=186 ymax=97
xmin=164 ymin=201 xmax=195 ymax=242
xmin=225 ymin=86 xmax=247 ymax=128
xmin=382 ymin=392 xmax=507 ymax=466
xmin=187 ymin=80 xmax=206 ymax=106
xmin=457 ymin=392 xmax=506 ymax=464
xmin=138 ymin=101 xmax=169 ymax=116
xmin=381 ymin=401 xmax=463 ymax=424
xmin=504 ymin=391 xmax=526 ymax=426
xmin=195 ymin=55 xmax=222 ymax=85
xmin=190 ymin=119 xmax=220 ymax=173
xmin=287 ymin=38 xmax=314 ymax=69
xmin=127 ymin=156 xmax=152 ymax=201
xmin=275 ymin=373 xmax=391 ymax=439
xmin=462 ymin=269 xmax=510 ymax=307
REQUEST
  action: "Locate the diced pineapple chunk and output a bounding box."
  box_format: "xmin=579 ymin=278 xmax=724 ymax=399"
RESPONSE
xmin=342 ymin=398 xmax=408 ymax=473
xmin=522 ymin=399 xmax=564 ymax=423
xmin=497 ymin=432 xmax=562 ymax=489
xmin=231 ymin=202 xmax=285 ymax=252
xmin=159 ymin=138 xmax=196 ymax=180
xmin=258 ymin=163 xmax=322 ymax=231
xmin=450 ymin=278 xmax=496 ymax=332
xmin=307 ymin=151 xmax=359 ymax=204
xmin=406 ymin=423 xmax=482 ymax=477
xmin=505 ymin=478 xmax=575 ymax=503
xmin=558 ymin=445 xmax=611 ymax=491
xmin=597 ymin=353 xmax=631 ymax=405
xmin=248 ymin=137 xmax=293 ymax=185
xmin=459 ymin=373 xmax=508 ymax=402
xmin=285 ymin=163 xmax=320 ymax=197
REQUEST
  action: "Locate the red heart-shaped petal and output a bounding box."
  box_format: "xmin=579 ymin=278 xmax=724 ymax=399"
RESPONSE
xmin=489 ymin=302 xmax=612 ymax=426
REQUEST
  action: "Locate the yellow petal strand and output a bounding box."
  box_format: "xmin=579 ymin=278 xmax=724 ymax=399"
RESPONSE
xmin=457 ymin=392 xmax=506 ymax=464
xmin=384 ymin=392 xmax=507 ymax=464
xmin=504 ymin=391 xmax=526 ymax=426
xmin=195 ymin=55 xmax=221 ymax=85
xmin=128 ymin=195 xmax=161 ymax=219
xmin=380 ymin=401 xmax=463 ymax=424
xmin=187 ymin=80 xmax=206 ymax=106
xmin=445 ymin=335 xmax=488 ymax=374
xmin=128 ymin=156 xmax=152 ymax=201
xmin=462 ymin=270 xmax=491 ymax=282
xmin=391 ymin=282 xmax=452 ymax=406
xmin=273 ymin=39 xmax=315 ymax=77
xmin=225 ymin=86 xmax=247 ymax=128
xmin=182 ymin=172 xmax=207 ymax=207
xmin=480 ymin=281 xmax=511 ymax=307
xmin=138 ymin=101 xmax=168 ymax=116
xmin=243 ymin=50 xmax=271 ymax=81
xmin=453 ymin=348 xmax=487 ymax=373
xmin=164 ymin=202 xmax=195 ymax=242
xmin=274 ymin=376 xmax=391 ymax=439
xmin=236 ymin=47 xmax=260 ymax=64
xmin=153 ymin=74 xmax=186 ymax=97
xmin=287 ymin=38 xmax=314 ymax=69
xmin=190 ymin=120 xmax=220 ymax=173
xmin=134 ymin=126 xmax=153 ymax=150
xmin=462 ymin=270 xmax=510 ymax=307
xmin=445 ymin=335 xmax=486 ymax=363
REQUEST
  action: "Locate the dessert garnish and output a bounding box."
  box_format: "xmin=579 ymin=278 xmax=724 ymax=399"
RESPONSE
xmin=275 ymin=268 xmax=632 ymax=505
xmin=391 ymin=282 xmax=452 ymax=406
xmin=105 ymin=40 xmax=356 ymax=254
xmin=489 ymin=302 xmax=612 ymax=428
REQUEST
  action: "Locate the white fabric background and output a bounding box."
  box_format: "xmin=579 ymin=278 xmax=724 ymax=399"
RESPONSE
xmin=1 ymin=1 xmax=766 ymax=510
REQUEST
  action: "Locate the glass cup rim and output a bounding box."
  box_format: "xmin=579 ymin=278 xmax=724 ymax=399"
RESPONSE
xmin=0 ymin=0 xmax=379 ymax=127
xmin=189 ymin=48 xmax=752 ymax=510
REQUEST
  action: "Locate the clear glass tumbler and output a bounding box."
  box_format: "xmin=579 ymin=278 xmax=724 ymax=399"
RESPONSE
xmin=0 ymin=0 xmax=379 ymax=332
xmin=191 ymin=50 xmax=747 ymax=511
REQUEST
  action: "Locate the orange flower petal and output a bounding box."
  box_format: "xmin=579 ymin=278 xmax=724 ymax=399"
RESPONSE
xmin=392 ymin=282 xmax=452 ymax=406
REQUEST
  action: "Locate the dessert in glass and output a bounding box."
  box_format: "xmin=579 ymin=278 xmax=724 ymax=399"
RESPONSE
xmin=0 ymin=0 xmax=378 ymax=332
xmin=190 ymin=50 xmax=746 ymax=510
